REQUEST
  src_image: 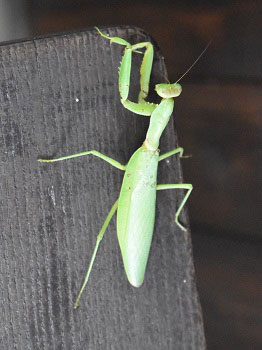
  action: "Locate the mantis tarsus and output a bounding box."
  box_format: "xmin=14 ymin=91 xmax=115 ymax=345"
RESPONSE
xmin=38 ymin=27 xmax=201 ymax=309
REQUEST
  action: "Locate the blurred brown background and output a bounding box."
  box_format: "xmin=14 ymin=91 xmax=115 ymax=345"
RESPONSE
xmin=1 ymin=1 xmax=261 ymax=349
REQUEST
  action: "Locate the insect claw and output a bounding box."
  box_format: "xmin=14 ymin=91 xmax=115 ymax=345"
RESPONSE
xmin=175 ymin=216 xmax=187 ymax=232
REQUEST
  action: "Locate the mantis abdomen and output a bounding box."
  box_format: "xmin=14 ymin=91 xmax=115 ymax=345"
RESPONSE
xmin=117 ymin=144 xmax=159 ymax=287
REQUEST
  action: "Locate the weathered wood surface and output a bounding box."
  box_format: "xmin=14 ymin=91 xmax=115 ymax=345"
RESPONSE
xmin=0 ymin=27 xmax=205 ymax=350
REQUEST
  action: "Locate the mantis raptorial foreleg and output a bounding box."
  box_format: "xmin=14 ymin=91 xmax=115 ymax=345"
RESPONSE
xmin=74 ymin=199 xmax=119 ymax=309
xmin=156 ymin=184 xmax=193 ymax=231
xmin=95 ymin=27 xmax=156 ymax=108
xmin=38 ymin=150 xmax=126 ymax=171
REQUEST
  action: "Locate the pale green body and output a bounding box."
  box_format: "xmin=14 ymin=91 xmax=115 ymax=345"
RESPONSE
xmin=117 ymin=96 xmax=175 ymax=287
xmin=39 ymin=28 xmax=194 ymax=308
xmin=117 ymin=145 xmax=159 ymax=287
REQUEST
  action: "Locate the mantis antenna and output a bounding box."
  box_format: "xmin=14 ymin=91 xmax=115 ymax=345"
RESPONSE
xmin=174 ymin=39 xmax=213 ymax=84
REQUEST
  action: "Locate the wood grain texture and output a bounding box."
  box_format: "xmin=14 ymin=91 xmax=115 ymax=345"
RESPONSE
xmin=0 ymin=26 xmax=205 ymax=350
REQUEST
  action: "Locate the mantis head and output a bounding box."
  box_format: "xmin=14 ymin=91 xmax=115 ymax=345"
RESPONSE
xmin=155 ymin=83 xmax=182 ymax=98
xmin=154 ymin=39 xmax=212 ymax=100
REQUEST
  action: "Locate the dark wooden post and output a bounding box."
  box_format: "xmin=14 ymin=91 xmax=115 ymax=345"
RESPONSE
xmin=0 ymin=26 xmax=206 ymax=349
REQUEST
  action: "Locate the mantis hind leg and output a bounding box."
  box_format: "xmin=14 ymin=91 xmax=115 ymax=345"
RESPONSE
xmin=157 ymin=184 xmax=193 ymax=231
xmin=74 ymin=199 xmax=119 ymax=309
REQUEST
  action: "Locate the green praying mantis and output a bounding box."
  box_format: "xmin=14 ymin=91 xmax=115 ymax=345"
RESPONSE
xmin=39 ymin=27 xmax=209 ymax=308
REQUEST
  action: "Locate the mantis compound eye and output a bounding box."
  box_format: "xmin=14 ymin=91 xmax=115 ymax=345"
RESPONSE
xmin=155 ymin=83 xmax=182 ymax=98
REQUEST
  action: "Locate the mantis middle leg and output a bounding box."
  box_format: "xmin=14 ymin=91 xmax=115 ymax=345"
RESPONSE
xmin=74 ymin=199 xmax=119 ymax=309
xmin=158 ymin=147 xmax=184 ymax=162
xmin=38 ymin=150 xmax=126 ymax=171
